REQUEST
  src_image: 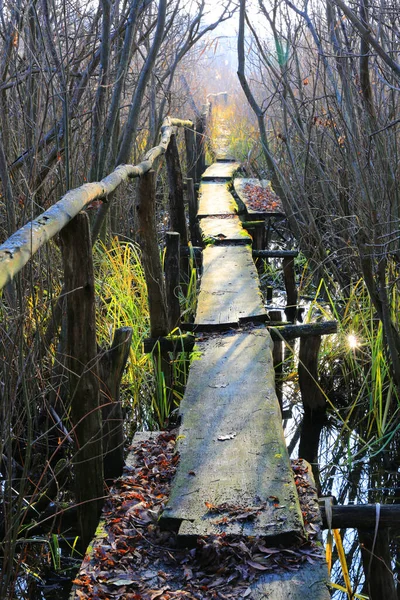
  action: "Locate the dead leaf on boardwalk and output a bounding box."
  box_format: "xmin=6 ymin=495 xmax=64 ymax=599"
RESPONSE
xmin=258 ymin=545 xmax=281 ymax=555
xmin=247 ymin=560 xmax=271 ymax=571
xmin=108 ymin=576 xmax=138 ymax=586
xmin=217 ymin=432 xmax=236 ymax=441
xmin=149 ymin=587 xmax=170 ymax=599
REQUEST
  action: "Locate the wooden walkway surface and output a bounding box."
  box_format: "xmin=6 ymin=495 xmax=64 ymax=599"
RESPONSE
xmin=161 ymin=150 xmax=330 ymax=598
xmin=163 ymin=161 xmax=303 ymax=544
xmin=197 ymin=182 xmax=239 ymax=217
xmin=194 ymin=245 xmax=266 ymax=328
xmin=162 ymin=329 xmax=303 ymax=542
xmin=202 ymin=161 xmax=240 ymax=180
xmin=199 ymin=216 xmax=251 ymax=245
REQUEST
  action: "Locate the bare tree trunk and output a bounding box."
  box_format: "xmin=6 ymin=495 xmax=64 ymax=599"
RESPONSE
xmin=331 ymin=0 xmax=400 ymax=78
xmin=89 ymin=0 xmax=111 ymax=182
xmin=0 ymin=127 xmax=16 ymax=235
xmin=238 ymin=0 xmax=301 ymax=242
xmin=116 ymin=0 xmax=167 ymax=166
xmin=97 ymin=0 xmax=141 ymax=177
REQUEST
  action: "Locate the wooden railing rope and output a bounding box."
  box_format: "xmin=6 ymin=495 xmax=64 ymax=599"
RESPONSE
xmin=0 ymin=116 xmax=193 ymax=291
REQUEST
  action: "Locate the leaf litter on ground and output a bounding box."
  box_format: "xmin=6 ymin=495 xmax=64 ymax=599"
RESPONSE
xmin=72 ymin=433 xmax=324 ymax=600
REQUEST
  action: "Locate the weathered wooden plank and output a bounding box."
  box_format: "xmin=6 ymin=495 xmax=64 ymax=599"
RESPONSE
xmin=202 ymin=161 xmax=241 ymax=180
xmin=234 ymin=178 xmax=285 ymax=219
xmin=251 ymin=458 xmax=330 ymax=599
xmin=215 ymin=152 xmax=237 ymax=161
xmin=195 ymin=245 xmax=266 ymax=327
xmin=199 ymin=216 xmax=251 ymax=245
xmin=250 ymin=562 xmax=330 ymax=600
xmin=253 ymin=249 xmax=298 ymax=258
xmin=161 ymin=329 xmax=304 ymax=542
xmin=197 ymin=182 xmax=239 ymax=217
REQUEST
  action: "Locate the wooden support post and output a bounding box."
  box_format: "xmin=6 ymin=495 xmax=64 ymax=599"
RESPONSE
xmin=268 ymin=310 xmax=283 ymax=412
xmin=273 ymin=340 xmax=283 ymax=411
xmin=283 ymin=256 xmax=298 ymax=322
xmin=241 ymin=221 xmax=265 ymax=251
xmin=136 ymin=170 xmax=169 ymax=338
xmin=99 ymin=326 xmax=133 ymax=482
xmin=186 ymin=177 xmax=201 ymax=246
xmin=60 ymin=212 xmax=104 ymax=551
xmin=358 ymin=528 xmax=397 ymax=600
xmin=165 ymin=232 xmax=181 ymax=331
xmin=195 ymin=113 xmax=206 ymax=182
xmin=203 ymin=102 xmax=215 ymax=163
xmin=165 ymin=133 xmax=188 ymax=246
xmin=253 ymin=222 xmax=265 ymax=250
xmin=185 ymin=125 xmax=197 ymax=184
xmin=269 ymin=309 xmax=282 ymax=323
xmin=165 ymin=133 xmax=190 ymax=290
xmin=298 ymin=335 xmax=325 ymax=491
xmin=136 ymin=170 xmax=172 ymax=419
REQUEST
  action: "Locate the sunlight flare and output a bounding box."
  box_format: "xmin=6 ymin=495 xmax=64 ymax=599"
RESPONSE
xmin=347 ymin=334 xmax=359 ymax=349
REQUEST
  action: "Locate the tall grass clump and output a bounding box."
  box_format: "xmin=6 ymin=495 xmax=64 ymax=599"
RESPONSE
xmin=94 ymin=238 xmax=156 ymax=429
xmin=300 ymin=275 xmax=400 ymax=461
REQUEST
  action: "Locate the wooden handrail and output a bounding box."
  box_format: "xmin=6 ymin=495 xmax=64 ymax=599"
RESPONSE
xmin=0 ymin=116 xmax=193 ymax=290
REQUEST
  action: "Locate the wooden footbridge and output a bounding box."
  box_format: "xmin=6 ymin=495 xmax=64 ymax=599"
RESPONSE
xmin=0 ymin=96 xmax=333 ymax=597
xmin=157 ymin=154 xmax=330 ymax=597
xmin=68 ymin=110 xmax=331 ymax=598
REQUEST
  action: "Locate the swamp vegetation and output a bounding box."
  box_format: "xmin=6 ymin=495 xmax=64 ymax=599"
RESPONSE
xmin=0 ymin=0 xmax=400 ymax=598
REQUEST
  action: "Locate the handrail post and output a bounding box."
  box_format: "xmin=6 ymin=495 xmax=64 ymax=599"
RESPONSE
xmin=185 ymin=124 xmax=197 ymax=184
xmin=136 ymin=170 xmax=169 ymax=337
xmin=165 ymin=133 xmax=188 ymax=246
xmin=283 ymin=256 xmax=298 ymax=323
xmin=195 ymin=107 xmax=208 ymax=183
xmin=136 ymin=170 xmax=173 ymax=419
xmin=298 ymin=335 xmax=325 ymax=492
xmin=60 ymin=211 xmax=104 ymax=551
xmin=99 ymin=326 xmax=133 ymax=482
xmin=186 ymin=177 xmax=201 ymax=246
xmin=165 ymin=232 xmax=181 ymax=331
